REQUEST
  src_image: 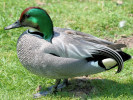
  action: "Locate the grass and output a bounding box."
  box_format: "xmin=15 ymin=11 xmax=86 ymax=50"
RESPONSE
xmin=0 ymin=0 xmax=133 ymax=99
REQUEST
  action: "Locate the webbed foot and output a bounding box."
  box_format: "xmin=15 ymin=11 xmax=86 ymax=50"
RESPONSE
xmin=33 ymin=79 xmax=69 ymax=98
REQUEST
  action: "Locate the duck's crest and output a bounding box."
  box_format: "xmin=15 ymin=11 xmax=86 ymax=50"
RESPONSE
xmin=20 ymin=7 xmax=48 ymax=21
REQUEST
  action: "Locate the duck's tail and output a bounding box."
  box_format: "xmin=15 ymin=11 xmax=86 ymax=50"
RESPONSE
xmin=101 ymin=51 xmax=132 ymax=72
xmin=117 ymin=51 xmax=132 ymax=61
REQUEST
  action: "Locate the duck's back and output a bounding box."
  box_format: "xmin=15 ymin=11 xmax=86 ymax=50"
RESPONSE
xmin=52 ymin=27 xmax=125 ymax=59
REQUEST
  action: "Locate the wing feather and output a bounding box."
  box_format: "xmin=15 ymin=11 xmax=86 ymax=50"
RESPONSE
xmin=93 ymin=47 xmax=123 ymax=73
xmin=52 ymin=28 xmax=124 ymax=73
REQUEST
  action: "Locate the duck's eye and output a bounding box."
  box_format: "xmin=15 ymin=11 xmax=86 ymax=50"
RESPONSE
xmin=25 ymin=14 xmax=30 ymax=18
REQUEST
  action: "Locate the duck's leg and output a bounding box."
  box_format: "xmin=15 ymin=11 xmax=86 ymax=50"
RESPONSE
xmin=63 ymin=79 xmax=69 ymax=86
xmin=56 ymin=79 xmax=69 ymax=92
xmin=51 ymin=79 xmax=61 ymax=93
xmin=34 ymin=79 xmax=61 ymax=98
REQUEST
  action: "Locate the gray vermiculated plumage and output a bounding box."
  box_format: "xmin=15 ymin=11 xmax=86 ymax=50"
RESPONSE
xmin=17 ymin=30 xmax=105 ymax=79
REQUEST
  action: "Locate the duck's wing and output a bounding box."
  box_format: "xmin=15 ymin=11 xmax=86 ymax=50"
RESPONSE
xmin=52 ymin=27 xmax=124 ymax=73
xmin=54 ymin=27 xmax=126 ymax=50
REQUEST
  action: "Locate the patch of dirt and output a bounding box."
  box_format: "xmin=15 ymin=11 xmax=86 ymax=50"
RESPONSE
xmin=61 ymin=76 xmax=102 ymax=97
xmin=64 ymin=78 xmax=93 ymax=97
xmin=115 ymin=36 xmax=133 ymax=48
xmin=105 ymin=35 xmax=133 ymax=48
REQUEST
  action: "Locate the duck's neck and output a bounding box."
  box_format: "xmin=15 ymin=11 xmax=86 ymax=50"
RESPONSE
xmin=29 ymin=25 xmax=54 ymax=42
xmin=37 ymin=10 xmax=54 ymax=42
xmin=39 ymin=22 xmax=54 ymax=42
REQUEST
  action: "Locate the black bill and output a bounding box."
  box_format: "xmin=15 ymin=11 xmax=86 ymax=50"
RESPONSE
xmin=4 ymin=20 xmax=22 ymax=30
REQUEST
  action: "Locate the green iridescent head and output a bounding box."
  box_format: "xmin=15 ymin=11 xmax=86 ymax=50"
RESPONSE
xmin=5 ymin=7 xmax=54 ymax=42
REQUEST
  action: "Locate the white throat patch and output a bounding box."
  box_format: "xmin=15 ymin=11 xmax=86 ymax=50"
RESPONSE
xmin=28 ymin=27 xmax=39 ymax=33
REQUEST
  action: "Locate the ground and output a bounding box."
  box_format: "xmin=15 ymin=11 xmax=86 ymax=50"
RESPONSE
xmin=0 ymin=0 xmax=133 ymax=100
xmin=116 ymin=36 xmax=133 ymax=48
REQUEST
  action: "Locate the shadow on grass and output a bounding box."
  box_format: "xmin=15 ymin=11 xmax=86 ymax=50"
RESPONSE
xmin=54 ymin=78 xmax=133 ymax=99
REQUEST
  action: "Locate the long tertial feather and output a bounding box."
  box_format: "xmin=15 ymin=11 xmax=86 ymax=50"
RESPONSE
xmin=94 ymin=47 xmax=123 ymax=73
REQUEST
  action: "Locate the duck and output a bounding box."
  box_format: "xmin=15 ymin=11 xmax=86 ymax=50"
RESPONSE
xmin=4 ymin=7 xmax=131 ymax=98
